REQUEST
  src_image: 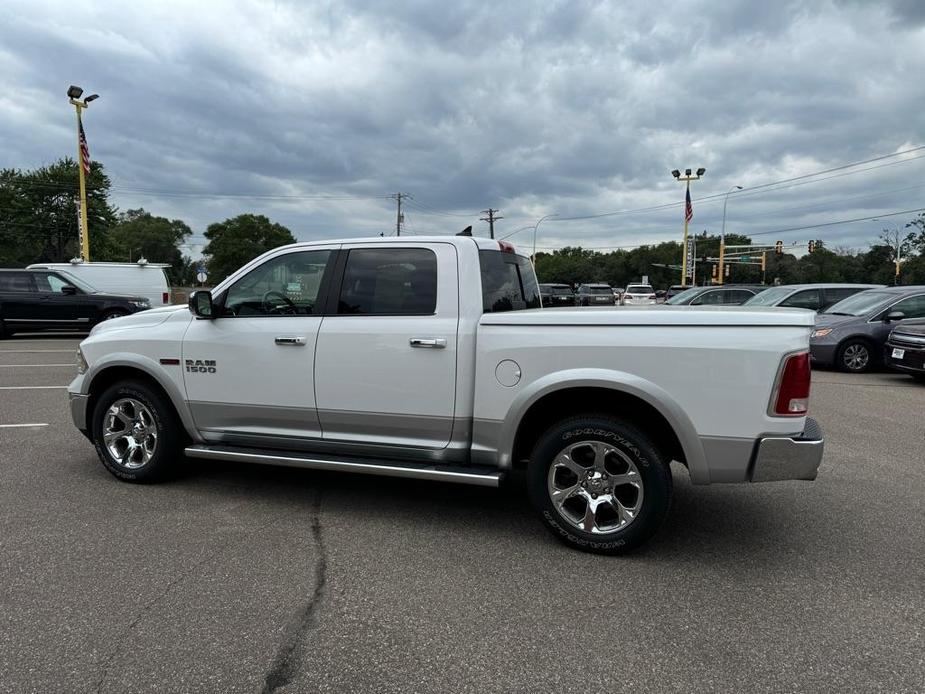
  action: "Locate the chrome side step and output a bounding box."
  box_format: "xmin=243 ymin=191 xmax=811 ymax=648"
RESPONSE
xmin=184 ymin=444 xmax=502 ymax=488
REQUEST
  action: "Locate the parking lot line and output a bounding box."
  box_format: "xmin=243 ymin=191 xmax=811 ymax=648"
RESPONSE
xmin=0 ymin=349 xmax=75 ymax=353
xmin=0 ymin=423 xmax=49 ymax=428
xmin=0 ymin=385 xmax=68 ymax=390
xmin=0 ymin=364 xmax=74 ymax=368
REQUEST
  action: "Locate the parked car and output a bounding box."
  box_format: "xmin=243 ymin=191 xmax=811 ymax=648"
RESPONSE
xmin=539 ymin=283 xmax=576 ymax=307
xmin=883 ymin=320 xmax=925 ymax=381
xmin=621 ymin=284 xmax=656 ymax=306
xmin=0 ymin=268 xmax=150 ymax=338
xmin=69 ymin=235 xmax=823 ymax=555
xmin=665 ymin=285 xmax=689 ymax=301
xmin=744 ymin=283 xmax=883 ymax=312
xmin=810 ymin=286 xmax=925 ymax=372
xmin=664 ymin=285 xmax=762 ymax=306
xmin=28 ymin=260 xmax=173 ymax=307
xmin=576 ymin=283 xmax=616 ymax=306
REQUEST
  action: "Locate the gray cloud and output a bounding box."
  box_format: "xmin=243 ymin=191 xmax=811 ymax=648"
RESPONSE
xmin=1 ymin=0 xmax=923 ymax=257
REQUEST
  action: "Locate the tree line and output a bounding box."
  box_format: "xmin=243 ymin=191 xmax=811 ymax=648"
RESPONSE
xmin=535 ymin=223 xmax=925 ymax=289
xmin=0 ymin=158 xmax=296 ymax=285
xmin=2 ymin=156 xmax=923 ymax=289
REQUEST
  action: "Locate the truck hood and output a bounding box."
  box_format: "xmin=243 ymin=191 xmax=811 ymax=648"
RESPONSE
xmin=89 ymin=304 xmax=189 ymax=335
xmin=480 ymin=305 xmax=816 ymax=327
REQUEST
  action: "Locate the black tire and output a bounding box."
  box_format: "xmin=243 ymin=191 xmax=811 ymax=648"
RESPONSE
xmin=91 ymin=379 xmax=183 ymax=483
xmin=837 ymin=339 xmax=874 ymax=373
xmin=911 ymin=373 xmax=925 ymax=383
xmin=527 ymin=415 xmax=672 ymax=555
xmin=98 ymin=309 xmax=128 ymax=324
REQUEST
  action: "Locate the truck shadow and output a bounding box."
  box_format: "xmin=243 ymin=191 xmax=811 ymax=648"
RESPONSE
xmin=180 ymin=458 xmax=814 ymax=564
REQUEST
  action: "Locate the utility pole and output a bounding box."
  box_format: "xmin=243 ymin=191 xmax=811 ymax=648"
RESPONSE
xmin=480 ymin=208 xmax=503 ymax=239
xmin=671 ymin=167 xmax=706 ymax=285
xmin=391 ymin=192 xmax=410 ymax=236
xmin=719 ymin=185 xmax=743 ymax=285
xmin=67 ymin=85 xmax=99 ymax=261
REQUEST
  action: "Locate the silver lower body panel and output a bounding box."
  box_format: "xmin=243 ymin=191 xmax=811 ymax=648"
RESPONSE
xmin=750 ymin=418 xmax=824 ymax=482
xmin=185 ymin=444 xmax=502 ymax=487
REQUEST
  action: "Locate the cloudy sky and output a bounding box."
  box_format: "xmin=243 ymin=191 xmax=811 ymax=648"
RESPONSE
xmin=2 ymin=0 xmax=924 ymax=258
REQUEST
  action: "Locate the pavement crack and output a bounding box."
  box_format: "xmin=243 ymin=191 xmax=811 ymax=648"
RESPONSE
xmin=260 ymin=489 xmax=328 ymax=694
xmin=93 ymin=546 xmax=221 ymax=694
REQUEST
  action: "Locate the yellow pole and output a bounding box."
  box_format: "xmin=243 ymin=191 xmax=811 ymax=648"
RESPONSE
xmin=74 ymin=104 xmax=90 ymax=261
xmin=680 ymin=178 xmax=690 ymax=285
xmin=717 ymin=239 xmax=725 ymax=286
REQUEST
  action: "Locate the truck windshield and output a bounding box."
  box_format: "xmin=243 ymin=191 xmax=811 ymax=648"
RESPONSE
xmin=480 ymin=250 xmax=541 ymax=312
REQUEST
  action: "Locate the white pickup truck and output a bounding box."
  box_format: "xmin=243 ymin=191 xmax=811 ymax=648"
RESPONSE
xmin=69 ymin=236 xmax=824 ymax=553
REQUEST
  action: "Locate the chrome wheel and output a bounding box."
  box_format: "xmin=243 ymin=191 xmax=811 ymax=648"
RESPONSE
xmin=842 ymin=343 xmax=869 ymax=371
xmin=103 ymin=398 xmax=157 ymax=469
xmin=546 ymin=440 xmax=644 ymax=535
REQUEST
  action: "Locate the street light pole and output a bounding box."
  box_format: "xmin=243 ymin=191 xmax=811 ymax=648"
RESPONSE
xmin=67 ymin=85 xmax=99 ymax=261
xmin=532 ymin=214 xmax=559 ymax=265
xmin=719 ymin=185 xmax=743 ymax=285
xmin=671 ymin=168 xmax=705 ymax=285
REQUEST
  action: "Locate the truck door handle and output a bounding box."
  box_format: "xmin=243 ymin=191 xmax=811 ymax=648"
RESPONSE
xmin=409 ymin=337 xmax=447 ymax=349
xmin=275 ymin=336 xmax=306 ymax=346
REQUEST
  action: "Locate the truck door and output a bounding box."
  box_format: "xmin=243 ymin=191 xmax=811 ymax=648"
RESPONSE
xmin=181 ymin=247 xmax=336 ymax=443
xmin=314 ymin=243 xmax=459 ymax=449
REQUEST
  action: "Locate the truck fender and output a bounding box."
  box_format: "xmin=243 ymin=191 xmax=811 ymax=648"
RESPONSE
xmin=497 ymin=368 xmax=708 ymax=484
xmin=80 ymin=353 xmax=203 ymax=444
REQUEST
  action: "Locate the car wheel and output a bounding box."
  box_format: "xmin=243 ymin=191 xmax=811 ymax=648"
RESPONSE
xmin=98 ymin=310 xmax=128 ymax=323
xmin=837 ymin=339 xmax=873 ymax=373
xmin=527 ymin=415 xmax=672 ymax=554
xmin=92 ymin=380 xmax=183 ymax=483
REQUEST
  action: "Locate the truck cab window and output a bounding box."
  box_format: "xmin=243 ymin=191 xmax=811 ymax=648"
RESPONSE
xmin=337 ymin=248 xmax=437 ymax=315
xmin=222 ymin=250 xmax=331 ymax=316
xmin=479 ymin=250 xmax=541 ymax=313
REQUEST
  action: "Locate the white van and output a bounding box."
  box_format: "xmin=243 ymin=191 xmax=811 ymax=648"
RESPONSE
xmin=28 ymin=260 xmax=173 ymax=307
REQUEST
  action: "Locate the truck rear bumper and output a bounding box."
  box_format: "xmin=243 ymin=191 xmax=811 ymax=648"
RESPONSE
xmin=750 ymin=417 xmax=824 ymax=482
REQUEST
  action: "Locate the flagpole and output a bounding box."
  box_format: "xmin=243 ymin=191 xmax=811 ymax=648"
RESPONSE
xmin=67 ymin=85 xmax=99 ymax=262
xmin=681 ymin=179 xmax=690 ymax=285
xmin=74 ymin=105 xmax=90 ymax=261
xmin=671 ymin=167 xmax=706 ymax=286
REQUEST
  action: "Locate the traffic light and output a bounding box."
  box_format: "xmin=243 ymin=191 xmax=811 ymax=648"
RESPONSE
xmin=808 ymin=240 xmax=815 ymax=254
xmin=775 ymin=240 xmax=783 ymax=255
xmin=725 ymin=264 xmax=730 ymax=277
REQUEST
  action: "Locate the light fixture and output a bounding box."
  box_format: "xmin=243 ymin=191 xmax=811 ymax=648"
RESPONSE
xmin=671 ymin=169 xmax=680 ymax=178
xmin=696 ymin=167 xmax=706 ymax=176
xmin=84 ymin=94 xmax=99 ymax=103
xmin=685 ymin=168 xmax=692 ymax=176
xmin=67 ymin=85 xmax=83 ymax=99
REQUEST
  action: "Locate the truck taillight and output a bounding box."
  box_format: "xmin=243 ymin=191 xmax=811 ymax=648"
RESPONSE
xmin=771 ymin=352 xmax=811 ymax=416
xmin=163 ymin=292 xmax=169 ymax=304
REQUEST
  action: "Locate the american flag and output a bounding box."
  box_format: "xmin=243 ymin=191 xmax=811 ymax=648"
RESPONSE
xmin=78 ymin=117 xmax=91 ymax=175
xmin=685 ymin=186 xmax=693 ymax=223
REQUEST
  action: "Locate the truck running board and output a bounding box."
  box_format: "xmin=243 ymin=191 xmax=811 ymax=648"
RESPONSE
xmin=184 ymin=444 xmax=502 ymax=488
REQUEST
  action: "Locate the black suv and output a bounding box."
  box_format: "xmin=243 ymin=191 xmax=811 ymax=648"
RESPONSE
xmin=539 ymin=283 xmax=576 ymax=307
xmin=0 ymin=268 xmax=150 ymax=338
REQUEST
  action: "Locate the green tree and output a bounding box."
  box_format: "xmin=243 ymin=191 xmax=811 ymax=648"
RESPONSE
xmin=201 ymin=214 xmax=296 ymax=283
xmin=109 ymin=208 xmax=192 ymax=264
xmin=0 ymin=158 xmax=117 ymax=266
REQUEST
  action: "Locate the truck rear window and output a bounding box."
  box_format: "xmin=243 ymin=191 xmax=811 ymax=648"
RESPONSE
xmin=479 ymin=250 xmax=541 ymax=313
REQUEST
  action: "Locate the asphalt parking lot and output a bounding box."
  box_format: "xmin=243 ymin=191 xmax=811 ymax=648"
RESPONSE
xmin=1 ymin=334 xmax=924 ymax=693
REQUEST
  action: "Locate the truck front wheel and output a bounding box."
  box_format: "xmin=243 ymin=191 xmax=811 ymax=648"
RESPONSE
xmin=527 ymin=415 xmax=672 ymax=554
xmin=91 ymin=380 xmax=182 ymax=483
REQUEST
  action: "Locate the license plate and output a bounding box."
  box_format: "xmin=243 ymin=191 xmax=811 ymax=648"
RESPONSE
xmin=892 ymin=348 xmax=905 ymax=359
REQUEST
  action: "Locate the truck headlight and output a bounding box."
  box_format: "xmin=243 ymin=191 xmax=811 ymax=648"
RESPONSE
xmin=76 ymin=347 xmax=88 ymax=374
xmin=811 ymin=328 xmax=833 ymax=339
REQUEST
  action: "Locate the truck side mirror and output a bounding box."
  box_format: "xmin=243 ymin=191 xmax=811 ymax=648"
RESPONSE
xmin=61 ymin=285 xmax=78 ymax=295
xmin=189 ymin=290 xmax=214 ymax=319
xmin=884 ymin=310 xmax=906 ymax=322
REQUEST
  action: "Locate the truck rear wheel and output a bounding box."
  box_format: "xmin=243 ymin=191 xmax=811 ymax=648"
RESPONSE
xmin=91 ymin=380 xmax=182 ymax=483
xmin=527 ymin=415 xmax=672 ymax=554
